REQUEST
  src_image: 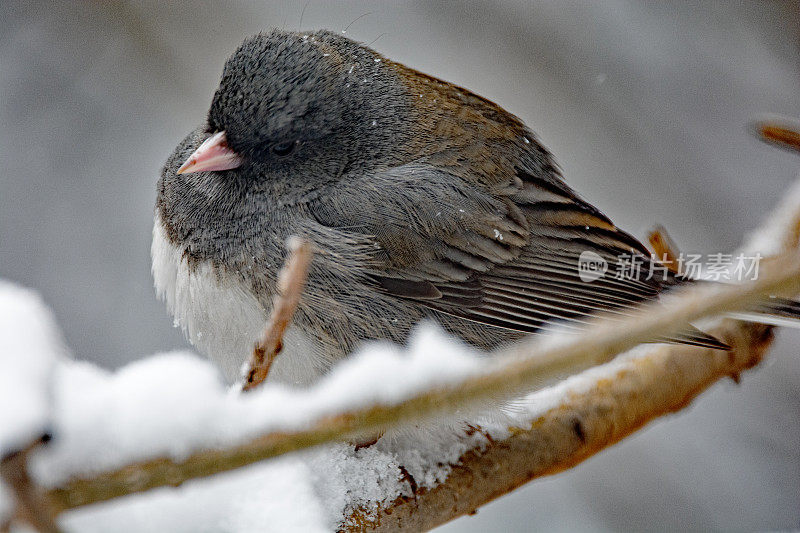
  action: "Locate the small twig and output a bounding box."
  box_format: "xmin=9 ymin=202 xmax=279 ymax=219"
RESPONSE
xmin=647 ymin=225 xmax=682 ymax=274
xmin=1 ymin=438 xmax=61 ymax=533
xmin=751 ymin=116 xmax=800 ymax=154
xmin=242 ymin=237 xmax=313 ymax=391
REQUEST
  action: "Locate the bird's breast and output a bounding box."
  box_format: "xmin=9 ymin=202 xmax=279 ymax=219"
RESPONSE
xmin=151 ymin=214 xmax=325 ymax=384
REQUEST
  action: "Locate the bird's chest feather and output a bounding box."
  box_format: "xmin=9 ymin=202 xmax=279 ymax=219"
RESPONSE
xmin=151 ymin=215 xmax=325 ymax=385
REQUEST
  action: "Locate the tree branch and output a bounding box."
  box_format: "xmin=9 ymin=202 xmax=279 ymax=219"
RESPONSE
xmin=647 ymin=225 xmax=681 ymax=274
xmin=41 ymin=249 xmax=800 ymax=515
xmin=1 ymin=439 xmax=61 ymax=533
xmin=344 ymin=318 xmax=773 ymax=531
xmin=752 ymin=115 xmax=800 ymax=154
xmin=242 ymin=237 xmax=312 ymax=391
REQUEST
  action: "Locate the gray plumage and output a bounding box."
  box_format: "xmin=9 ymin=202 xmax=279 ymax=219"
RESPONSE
xmin=155 ymin=29 xmax=727 ymax=384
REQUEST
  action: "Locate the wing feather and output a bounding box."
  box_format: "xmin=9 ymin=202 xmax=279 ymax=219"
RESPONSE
xmin=310 ymin=161 xmax=726 ymax=349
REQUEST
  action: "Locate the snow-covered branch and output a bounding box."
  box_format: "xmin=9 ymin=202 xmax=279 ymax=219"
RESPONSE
xmin=345 ymin=319 xmax=774 ymax=531
xmin=37 ymin=249 xmax=800 ymax=519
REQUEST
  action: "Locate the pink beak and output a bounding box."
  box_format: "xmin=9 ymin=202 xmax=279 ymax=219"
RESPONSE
xmin=177 ymin=131 xmax=243 ymax=174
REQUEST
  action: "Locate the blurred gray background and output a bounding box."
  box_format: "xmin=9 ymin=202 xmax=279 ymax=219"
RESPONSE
xmin=1 ymin=1 xmax=798 ymax=531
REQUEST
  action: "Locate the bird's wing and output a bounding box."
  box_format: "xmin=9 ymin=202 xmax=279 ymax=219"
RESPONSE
xmin=308 ymin=162 xmax=723 ymax=347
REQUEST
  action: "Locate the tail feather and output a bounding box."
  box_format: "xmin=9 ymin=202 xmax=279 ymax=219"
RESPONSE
xmin=729 ymin=296 xmax=800 ymax=329
xmin=662 ymin=327 xmax=731 ymax=351
xmin=662 ymin=279 xmax=800 ymax=348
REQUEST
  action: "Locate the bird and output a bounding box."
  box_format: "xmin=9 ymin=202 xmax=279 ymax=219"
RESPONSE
xmin=152 ymin=29 xmax=796 ymax=385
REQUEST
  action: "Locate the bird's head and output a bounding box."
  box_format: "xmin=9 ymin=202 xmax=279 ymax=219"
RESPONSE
xmin=173 ymin=29 xmax=413 ymax=196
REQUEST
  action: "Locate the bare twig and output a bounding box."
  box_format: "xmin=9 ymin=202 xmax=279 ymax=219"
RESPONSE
xmin=751 ymin=116 xmax=800 ymax=154
xmin=647 ymin=225 xmax=682 ymax=274
xmin=41 ymin=249 xmax=800 ymax=514
xmin=242 ymin=237 xmax=313 ymax=391
xmin=1 ymin=439 xmax=61 ymax=533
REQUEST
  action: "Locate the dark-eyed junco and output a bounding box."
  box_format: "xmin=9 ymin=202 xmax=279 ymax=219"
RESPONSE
xmin=152 ymin=29 xmax=763 ymax=384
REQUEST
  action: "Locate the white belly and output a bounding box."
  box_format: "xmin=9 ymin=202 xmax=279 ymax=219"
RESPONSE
xmin=151 ymin=216 xmax=324 ymax=385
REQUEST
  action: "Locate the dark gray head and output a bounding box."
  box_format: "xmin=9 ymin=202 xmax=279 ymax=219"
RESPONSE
xmin=157 ymin=29 xmax=418 ymax=262
xmin=209 ymin=31 xmax=357 ymax=160
xmin=178 ymin=30 xmax=412 ymax=195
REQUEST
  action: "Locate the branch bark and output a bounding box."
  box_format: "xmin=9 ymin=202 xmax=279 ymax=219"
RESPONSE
xmin=1 ymin=440 xmax=61 ymax=533
xmin=343 ymin=319 xmax=773 ymax=531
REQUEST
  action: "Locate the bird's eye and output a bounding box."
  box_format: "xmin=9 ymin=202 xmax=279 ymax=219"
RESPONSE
xmin=271 ymin=141 xmax=296 ymax=157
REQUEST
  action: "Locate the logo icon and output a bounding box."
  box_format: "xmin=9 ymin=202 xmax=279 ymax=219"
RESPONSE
xmin=578 ymin=251 xmax=608 ymax=282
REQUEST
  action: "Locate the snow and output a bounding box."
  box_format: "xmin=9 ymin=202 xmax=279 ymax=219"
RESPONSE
xmin=28 ymin=325 xmax=490 ymax=491
xmin=13 ymin=324 xmax=643 ymax=533
xmin=0 ymin=279 xmax=506 ymax=530
xmin=48 ymin=435 xmax=491 ymax=533
xmin=0 ymin=281 xmax=67 ymax=458
xmin=34 ymin=336 xmax=492 ymax=530
xmin=59 ymin=458 xmax=331 ymax=533
xmin=0 ymin=281 xmax=69 ymax=527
